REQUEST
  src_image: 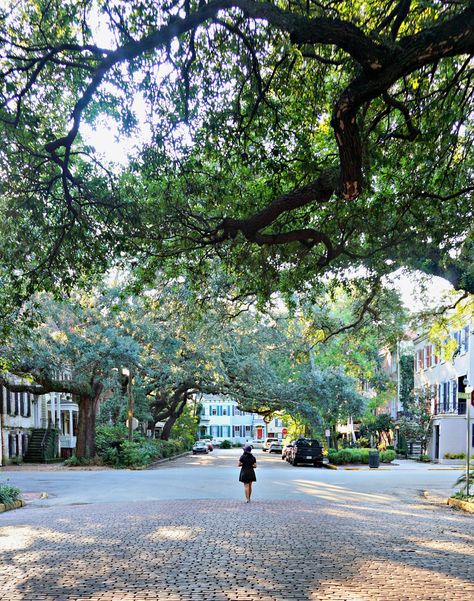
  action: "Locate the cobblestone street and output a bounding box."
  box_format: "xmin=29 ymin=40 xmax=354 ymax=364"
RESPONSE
xmin=1 ymin=492 xmax=473 ymax=601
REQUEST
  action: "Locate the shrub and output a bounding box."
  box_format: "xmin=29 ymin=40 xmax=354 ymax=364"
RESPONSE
xmin=444 ymin=452 xmax=466 ymax=460
xmin=357 ymin=437 xmax=370 ymax=448
xmin=220 ymin=439 xmax=232 ymax=449
xmin=380 ymin=450 xmax=396 ymax=463
xmin=386 ymin=445 xmax=395 ymax=451
xmin=418 ymin=454 xmax=431 ymax=462
xmin=94 ymin=425 xmax=192 ymax=467
xmin=0 ymin=482 xmax=22 ymax=505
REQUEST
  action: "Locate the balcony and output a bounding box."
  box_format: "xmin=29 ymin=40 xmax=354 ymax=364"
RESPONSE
xmin=433 ymin=401 xmax=466 ymax=416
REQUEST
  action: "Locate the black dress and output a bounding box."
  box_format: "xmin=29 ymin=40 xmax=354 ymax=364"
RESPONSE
xmin=239 ymin=452 xmax=257 ymax=483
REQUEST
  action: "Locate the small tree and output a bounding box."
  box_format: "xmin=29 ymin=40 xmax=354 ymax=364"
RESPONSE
xmin=398 ymin=389 xmax=432 ymax=455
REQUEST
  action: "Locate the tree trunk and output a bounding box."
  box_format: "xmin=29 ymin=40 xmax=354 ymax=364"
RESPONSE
xmin=75 ymin=383 xmax=103 ymax=459
xmin=330 ymin=425 xmax=338 ymax=451
xmin=160 ymin=395 xmax=188 ymax=440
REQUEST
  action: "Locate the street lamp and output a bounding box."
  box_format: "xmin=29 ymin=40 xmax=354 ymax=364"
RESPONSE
xmin=462 ymin=377 xmax=472 ymax=497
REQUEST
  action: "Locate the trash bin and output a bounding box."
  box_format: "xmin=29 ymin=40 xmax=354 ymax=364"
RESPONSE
xmin=369 ymin=451 xmax=380 ymax=469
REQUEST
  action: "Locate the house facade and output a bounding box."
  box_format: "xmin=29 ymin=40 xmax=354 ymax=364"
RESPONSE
xmin=198 ymin=394 xmax=286 ymax=444
xmin=0 ymin=381 xmax=79 ymax=465
xmin=414 ymin=322 xmax=473 ymax=463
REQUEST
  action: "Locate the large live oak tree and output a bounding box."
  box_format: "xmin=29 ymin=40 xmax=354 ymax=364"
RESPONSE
xmin=0 ymin=0 xmax=473 ymax=314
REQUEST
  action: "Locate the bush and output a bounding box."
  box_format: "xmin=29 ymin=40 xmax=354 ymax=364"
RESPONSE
xmin=357 ymin=437 xmax=370 ymax=448
xmin=94 ymin=425 xmax=192 ymax=467
xmin=380 ymin=450 xmax=396 ymax=463
xmin=386 ymin=445 xmax=395 ymax=451
xmin=220 ymin=439 xmax=232 ymax=449
xmin=444 ymin=452 xmax=466 ymax=460
xmin=0 ymin=481 xmax=22 ymax=505
xmin=327 ymin=448 xmax=379 ymax=465
xmin=418 ymin=454 xmax=431 ymax=462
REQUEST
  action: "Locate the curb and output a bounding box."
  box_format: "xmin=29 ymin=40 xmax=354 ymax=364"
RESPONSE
xmin=144 ymin=451 xmax=191 ymax=469
xmin=323 ymin=463 xmax=338 ymax=470
xmin=0 ymin=499 xmax=26 ymax=513
xmin=447 ymin=497 xmax=474 ymax=514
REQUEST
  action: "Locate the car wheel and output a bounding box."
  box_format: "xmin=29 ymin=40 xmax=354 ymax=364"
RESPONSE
xmin=293 ymin=457 xmax=298 ymax=466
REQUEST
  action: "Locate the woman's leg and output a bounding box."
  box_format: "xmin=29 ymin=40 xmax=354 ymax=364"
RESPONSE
xmin=244 ymin=482 xmax=250 ymax=501
xmin=248 ymin=482 xmax=252 ymax=501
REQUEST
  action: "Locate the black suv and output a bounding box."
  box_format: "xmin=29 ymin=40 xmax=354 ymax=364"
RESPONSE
xmin=289 ymin=438 xmax=324 ymax=467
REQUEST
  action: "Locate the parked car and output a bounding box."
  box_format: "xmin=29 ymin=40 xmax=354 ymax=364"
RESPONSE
xmin=288 ymin=438 xmax=324 ymax=467
xmin=192 ymin=441 xmax=209 ymax=455
xmin=199 ymin=439 xmax=213 ymax=451
xmin=251 ymin=439 xmax=264 ymax=449
xmin=268 ymin=441 xmax=283 ymax=454
xmin=282 ymin=442 xmax=294 ymax=461
xmin=262 ymin=437 xmax=279 ymax=452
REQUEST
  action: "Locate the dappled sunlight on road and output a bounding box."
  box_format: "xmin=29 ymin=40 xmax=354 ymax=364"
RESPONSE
xmin=271 ymin=477 xmax=393 ymax=503
xmin=147 ymin=525 xmax=202 ymax=541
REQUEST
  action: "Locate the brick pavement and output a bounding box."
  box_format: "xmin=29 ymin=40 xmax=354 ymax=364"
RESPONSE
xmin=0 ymin=497 xmax=473 ymax=601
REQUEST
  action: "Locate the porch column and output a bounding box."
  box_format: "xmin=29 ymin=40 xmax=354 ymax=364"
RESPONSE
xmin=50 ymin=395 xmax=56 ymax=427
xmin=69 ymin=409 xmax=74 ymax=436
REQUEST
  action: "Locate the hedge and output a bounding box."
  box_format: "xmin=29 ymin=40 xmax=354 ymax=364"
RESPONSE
xmin=328 ymin=448 xmax=396 ymax=465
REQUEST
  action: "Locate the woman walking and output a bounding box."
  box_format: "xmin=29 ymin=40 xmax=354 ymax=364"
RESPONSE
xmin=239 ymin=445 xmax=257 ymax=502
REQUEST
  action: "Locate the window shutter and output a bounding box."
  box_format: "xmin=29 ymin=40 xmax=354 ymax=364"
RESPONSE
xmin=15 ymin=392 xmax=20 ymax=415
xmin=6 ymin=389 xmax=11 ymax=414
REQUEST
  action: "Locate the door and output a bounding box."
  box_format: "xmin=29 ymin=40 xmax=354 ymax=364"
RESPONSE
xmin=434 ymin=425 xmax=440 ymax=460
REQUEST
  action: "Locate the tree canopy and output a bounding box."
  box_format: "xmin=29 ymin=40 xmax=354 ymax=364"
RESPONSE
xmin=0 ymin=0 xmax=472 ymax=314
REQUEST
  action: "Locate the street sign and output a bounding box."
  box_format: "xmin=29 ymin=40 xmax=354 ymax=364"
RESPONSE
xmin=325 ymin=429 xmax=331 ymax=437
xmin=282 ymin=428 xmax=288 ymax=436
xmin=458 ymin=392 xmax=470 ymax=399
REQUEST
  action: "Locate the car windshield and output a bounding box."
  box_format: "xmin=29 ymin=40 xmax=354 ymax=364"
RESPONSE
xmin=296 ymin=439 xmax=321 ymax=447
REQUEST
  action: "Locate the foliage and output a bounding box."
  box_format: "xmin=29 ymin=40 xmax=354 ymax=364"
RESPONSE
xmin=380 ymin=450 xmax=396 ymax=463
xmin=398 ymin=388 xmax=432 ymax=453
xmin=454 ymin=464 xmax=474 ymax=493
xmin=219 ymin=439 xmax=232 ymax=449
xmin=444 ymin=452 xmax=466 ymax=460
xmin=0 ymin=481 xmax=22 ymax=505
xmin=360 ymin=413 xmax=394 ymax=445
xmin=399 ymin=353 xmax=414 ymax=409
xmin=94 ymin=425 xmax=191 ymax=467
xmin=328 ymin=447 xmax=394 ymax=465
xmin=0 ymin=1 xmax=472 ymax=324
xmin=418 ymin=454 xmax=431 ymax=463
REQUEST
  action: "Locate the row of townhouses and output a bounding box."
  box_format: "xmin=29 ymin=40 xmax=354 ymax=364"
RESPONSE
xmin=413 ymin=321 xmax=473 ymax=462
xmin=198 ymin=394 xmax=287 ymax=443
xmin=0 ymin=383 xmax=79 ymax=466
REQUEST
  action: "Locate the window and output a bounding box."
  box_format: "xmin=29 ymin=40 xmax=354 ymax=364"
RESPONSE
xmin=426 ymin=345 xmax=432 ymax=368
xmin=211 ymin=407 xmax=217 ymax=416
xmin=453 ymin=331 xmax=461 ymax=352
xmin=245 ymin=425 xmax=251 ymax=432
xmin=451 ymin=380 xmax=457 ymax=411
xmin=461 ymin=326 xmax=469 ymax=354
xmin=222 ymin=407 xmax=227 ymax=416
xmin=416 ymin=349 xmax=424 ymax=371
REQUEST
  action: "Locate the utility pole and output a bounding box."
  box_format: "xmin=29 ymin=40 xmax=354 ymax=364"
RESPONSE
xmin=463 ymin=378 xmax=472 ymax=497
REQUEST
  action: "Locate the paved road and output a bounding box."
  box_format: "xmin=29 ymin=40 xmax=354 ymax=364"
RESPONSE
xmin=1 ymin=450 xmax=473 ymax=601
xmin=0 ymin=450 xmax=463 ymax=506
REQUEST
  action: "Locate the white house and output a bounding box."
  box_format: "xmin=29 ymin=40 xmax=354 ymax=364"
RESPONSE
xmin=0 ymin=378 xmax=79 ymax=465
xmin=414 ymin=322 xmax=473 ymax=463
xmin=198 ymin=394 xmax=287 ymax=444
